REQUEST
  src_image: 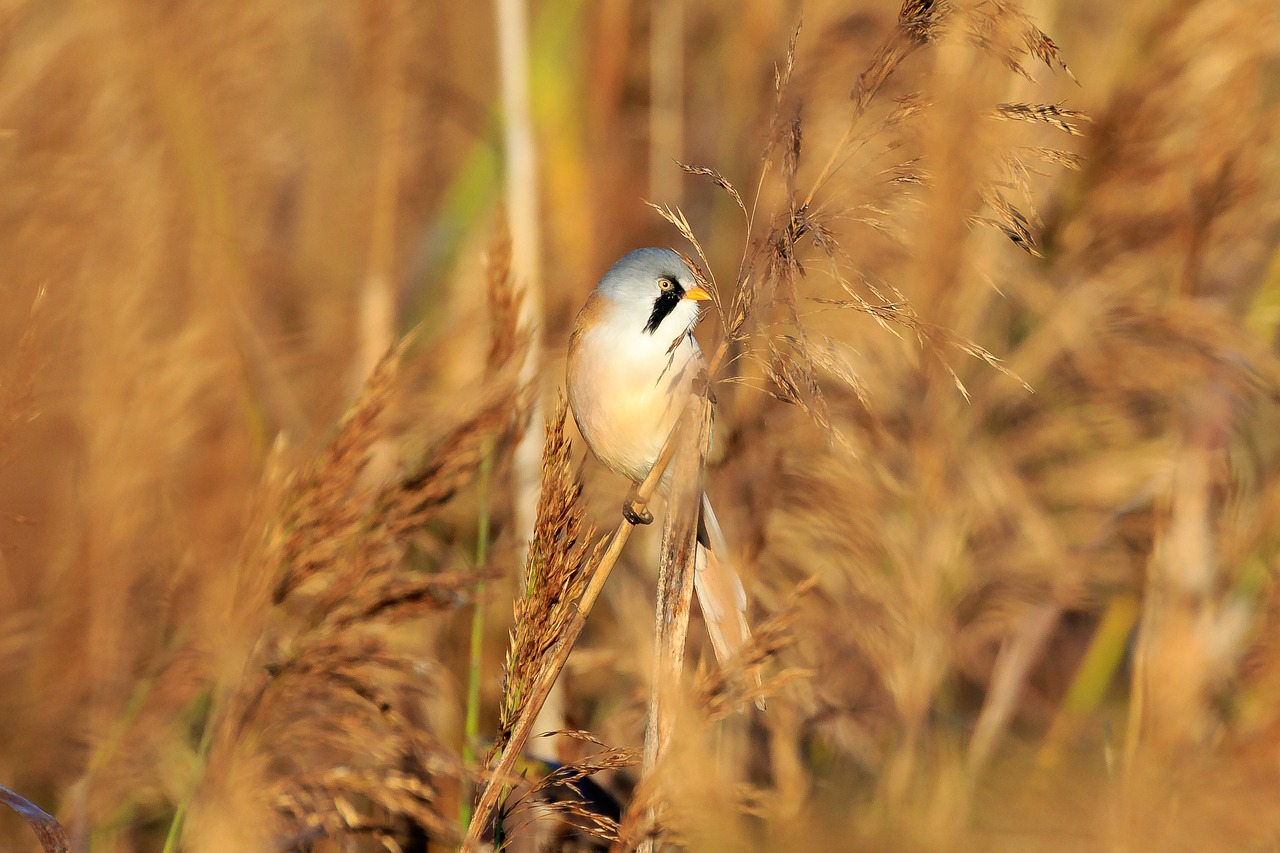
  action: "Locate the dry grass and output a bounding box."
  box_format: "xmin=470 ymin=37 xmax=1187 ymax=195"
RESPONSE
xmin=1 ymin=0 xmax=1279 ymax=851
xmin=495 ymin=395 xmax=604 ymax=759
xmin=187 ymin=328 xmax=531 ymax=850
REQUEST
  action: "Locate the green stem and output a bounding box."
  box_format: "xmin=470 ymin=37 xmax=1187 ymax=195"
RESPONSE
xmin=161 ymin=691 xmax=216 ymax=853
xmin=460 ymin=448 xmax=494 ymax=832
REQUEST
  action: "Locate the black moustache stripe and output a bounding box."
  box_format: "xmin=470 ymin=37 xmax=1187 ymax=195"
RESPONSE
xmin=644 ymin=289 xmax=683 ymax=334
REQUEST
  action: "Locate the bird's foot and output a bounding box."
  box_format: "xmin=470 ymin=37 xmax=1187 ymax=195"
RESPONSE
xmin=622 ymin=487 xmax=654 ymax=526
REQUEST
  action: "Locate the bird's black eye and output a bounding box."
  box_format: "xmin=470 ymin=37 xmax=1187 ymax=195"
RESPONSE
xmin=658 ymin=277 xmax=675 ymax=292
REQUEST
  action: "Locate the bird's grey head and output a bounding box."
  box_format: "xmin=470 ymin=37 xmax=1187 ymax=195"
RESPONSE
xmin=594 ymin=248 xmax=707 ymax=335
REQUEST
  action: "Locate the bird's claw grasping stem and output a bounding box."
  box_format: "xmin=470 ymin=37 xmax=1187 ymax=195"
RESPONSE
xmin=623 ymin=487 xmax=654 ymax=526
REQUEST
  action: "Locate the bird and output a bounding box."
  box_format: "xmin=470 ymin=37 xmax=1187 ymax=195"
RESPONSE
xmin=566 ymin=247 xmax=752 ymax=669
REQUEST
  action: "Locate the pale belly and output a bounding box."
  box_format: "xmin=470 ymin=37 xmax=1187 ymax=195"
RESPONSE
xmin=568 ymin=333 xmax=701 ymax=484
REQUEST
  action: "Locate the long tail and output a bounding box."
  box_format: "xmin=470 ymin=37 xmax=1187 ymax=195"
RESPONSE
xmin=694 ymin=493 xmax=752 ymax=668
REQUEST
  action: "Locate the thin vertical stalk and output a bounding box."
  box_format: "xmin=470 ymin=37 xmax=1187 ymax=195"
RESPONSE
xmin=648 ymin=0 xmax=684 ymax=205
xmin=356 ymin=0 xmax=407 ymax=393
xmin=495 ymin=0 xmax=557 ymax=763
xmin=638 ymin=397 xmax=711 ymax=853
xmin=459 ymin=448 xmax=494 ymax=832
xmin=495 ymin=0 xmax=544 ymax=542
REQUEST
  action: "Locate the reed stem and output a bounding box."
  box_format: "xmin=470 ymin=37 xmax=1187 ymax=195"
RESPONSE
xmin=459 ymin=448 xmax=494 ymax=832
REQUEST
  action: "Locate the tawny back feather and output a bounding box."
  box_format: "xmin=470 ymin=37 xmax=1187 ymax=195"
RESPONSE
xmin=694 ymin=494 xmax=750 ymax=664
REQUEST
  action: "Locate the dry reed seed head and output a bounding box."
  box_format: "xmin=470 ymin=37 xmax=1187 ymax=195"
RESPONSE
xmin=783 ymin=110 xmax=804 ymax=196
xmin=849 ymin=0 xmax=942 ymax=114
xmin=485 ymin=214 xmax=529 ymax=374
xmin=677 ymin=161 xmax=746 ymax=219
xmin=387 ymin=378 xmax=535 ymax=535
xmin=692 ymin=577 xmax=820 ymax=720
xmin=278 ymin=220 xmax=532 ymax=605
xmin=200 ymin=325 xmax=535 ymax=848
xmin=764 ymin=338 xmax=831 ymax=425
xmin=728 ymin=3 xmax=1076 ymax=442
xmin=505 ymin=741 xmax=640 ymax=844
xmin=275 ymin=377 xmax=531 ymax=625
xmin=940 ymin=0 xmax=1079 ymax=83
xmin=762 ymin=15 xmax=803 ymax=166
xmin=277 ymin=765 xmax=458 ymax=849
xmin=994 ymin=101 xmax=1087 ymax=136
xmin=899 ymin=0 xmax=946 ymax=41
xmin=976 ymin=186 xmax=1042 ymax=257
xmin=273 ymin=335 xmax=416 ymax=602
xmin=496 ymin=395 xmax=603 ymax=750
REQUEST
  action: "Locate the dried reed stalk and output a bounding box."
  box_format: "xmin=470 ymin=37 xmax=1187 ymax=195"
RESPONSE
xmin=966 ymin=601 xmax=1061 ymax=775
xmin=495 ymin=0 xmax=556 ymax=770
xmin=649 ymin=0 xmax=685 ymax=206
xmin=354 ymin=0 xmax=408 ymax=394
xmin=636 ymin=394 xmax=712 ymax=853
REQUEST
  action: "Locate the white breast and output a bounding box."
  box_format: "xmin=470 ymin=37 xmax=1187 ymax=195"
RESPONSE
xmin=568 ymin=307 xmax=705 ymax=484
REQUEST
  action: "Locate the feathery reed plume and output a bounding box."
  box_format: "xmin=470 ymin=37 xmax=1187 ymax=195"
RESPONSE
xmin=186 ymin=306 xmax=533 ymax=849
xmin=691 ymin=577 xmax=820 ymax=722
xmin=631 ymin=0 xmax=1083 ymax=842
xmin=668 ymin=2 xmax=1076 ymax=455
xmin=472 ymin=396 xmax=647 ymax=847
xmin=497 ymin=731 xmax=639 ymax=846
xmin=496 ymin=395 xmax=605 ymax=753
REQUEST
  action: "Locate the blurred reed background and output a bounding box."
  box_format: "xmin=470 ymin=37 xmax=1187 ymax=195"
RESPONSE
xmin=1 ymin=0 xmax=1279 ymax=850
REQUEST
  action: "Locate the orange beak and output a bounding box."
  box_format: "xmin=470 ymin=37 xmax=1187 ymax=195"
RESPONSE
xmin=683 ymin=285 xmax=712 ymax=302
